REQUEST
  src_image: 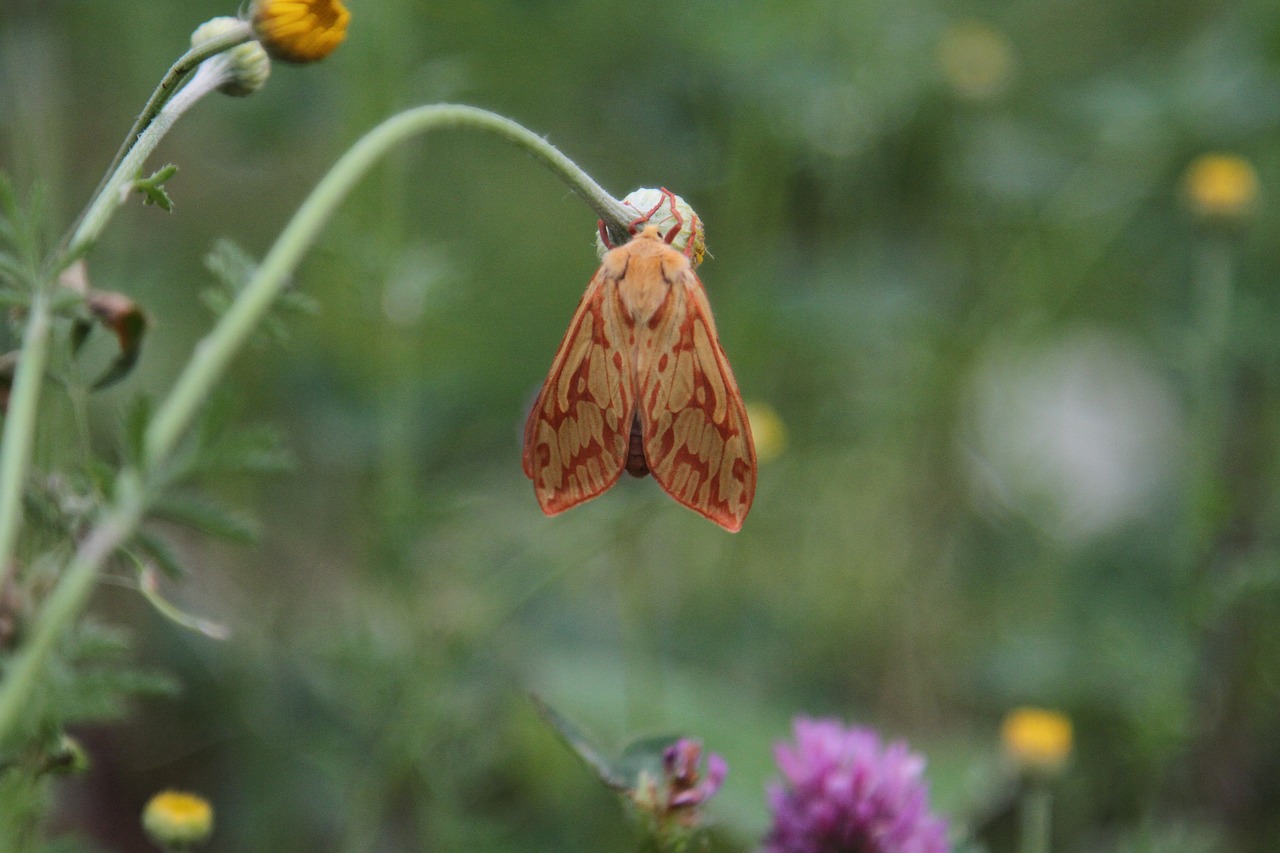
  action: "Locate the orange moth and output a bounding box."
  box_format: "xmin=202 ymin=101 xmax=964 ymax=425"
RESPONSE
xmin=522 ymin=191 xmax=756 ymax=531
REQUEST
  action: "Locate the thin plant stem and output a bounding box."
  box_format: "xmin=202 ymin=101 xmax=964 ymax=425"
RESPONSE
xmin=1018 ymin=785 xmax=1052 ymax=853
xmin=0 ymin=290 xmax=52 ymax=586
xmin=0 ymin=31 xmax=253 ymax=592
xmin=1193 ymin=236 xmax=1233 ymax=422
xmin=60 ymin=22 xmax=254 ymax=266
xmin=145 ymin=103 xmax=631 ymax=467
xmin=1183 ymin=235 xmax=1235 ymax=571
xmin=67 ymin=61 xmax=227 ymax=261
xmin=616 ymin=511 xmax=665 ymax=733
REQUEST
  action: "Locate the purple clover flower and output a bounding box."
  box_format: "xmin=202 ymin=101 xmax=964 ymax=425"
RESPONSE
xmin=629 ymin=737 xmax=727 ymax=846
xmin=764 ymin=718 xmax=950 ymax=853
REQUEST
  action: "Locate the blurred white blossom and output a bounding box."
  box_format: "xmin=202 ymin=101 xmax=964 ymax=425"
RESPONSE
xmin=964 ymin=329 xmax=1183 ymax=540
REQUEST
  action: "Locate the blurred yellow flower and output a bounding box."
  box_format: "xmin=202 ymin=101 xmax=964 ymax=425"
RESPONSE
xmin=1001 ymin=707 xmax=1072 ymax=776
xmin=1183 ymin=153 xmax=1258 ymax=221
xmin=142 ymin=790 xmax=214 ymax=848
xmin=937 ymin=20 xmax=1015 ymax=100
xmin=251 ymin=0 xmax=350 ymax=64
xmin=746 ymin=401 xmax=787 ymax=464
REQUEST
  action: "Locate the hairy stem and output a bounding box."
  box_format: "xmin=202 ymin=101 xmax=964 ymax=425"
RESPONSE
xmin=60 ymin=22 xmax=254 ymax=266
xmin=145 ymin=103 xmax=630 ymax=465
xmin=0 ymin=37 xmax=245 ymax=582
xmin=67 ymin=53 xmax=238 ymax=261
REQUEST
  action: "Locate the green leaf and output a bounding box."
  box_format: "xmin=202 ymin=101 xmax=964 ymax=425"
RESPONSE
xmin=48 ymin=288 xmax=86 ymax=315
xmin=122 ymin=395 xmax=153 ymax=468
xmin=150 ymin=491 xmax=261 ymax=544
xmin=0 ymin=174 xmax=18 ymax=241
xmin=56 ymin=621 xmax=179 ymax=726
xmin=616 ymin=736 xmax=685 ymax=790
xmin=0 ymin=252 xmax=26 ymax=289
xmin=0 ymin=175 xmax=48 ymax=270
xmin=133 ymin=164 xmax=178 ymax=211
xmin=0 ymin=292 xmax=30 ymax=311
xmin=204 ymin=237 xmax=256 ymax=294
xmin=138 ymin=565 xmax=229 ymax=640
xmin=195 ymin=423 xmax=295 ymax=477
xmin=70 ymin=290 xmax=149 ymax=389
xmin=69 ymin=318 xmax=93 ymax=356
xmin=529 ymin=693 xmax=628 ymax=791
xmin=0 ymin=351 xmax=15 ymax=416
xmin=203 ymin=238 xmax=317 ymax=345
xmin=170 ymin=393 xmax=295 ymax=480
xmin=130 ymin=528 xmax=186 ymax=580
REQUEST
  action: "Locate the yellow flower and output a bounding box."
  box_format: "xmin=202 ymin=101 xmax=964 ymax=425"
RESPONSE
xmin=1183 ymin=153 xmax=1258 ymax=221
xmin=746 ymin=401 xmax=787 ymax=464
xmin=1001 ymin=707 xmax=1073 ymax=776
xmin=142 ymin=790 xmax=214 ymax=848
xmin=251 ymin=0 xmax=350 ymax=64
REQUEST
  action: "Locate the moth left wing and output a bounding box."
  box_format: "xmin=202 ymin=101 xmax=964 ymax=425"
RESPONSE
xmin=522 ymin=271 xmax=635 ymax=516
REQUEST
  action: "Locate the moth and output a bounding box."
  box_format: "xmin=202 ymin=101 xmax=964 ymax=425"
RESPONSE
xmin=522 ymin=221 xmax=756 ymax=531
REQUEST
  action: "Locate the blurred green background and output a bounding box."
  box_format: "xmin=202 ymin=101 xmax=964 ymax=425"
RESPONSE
xmin=4 ymin=0 xmax=1280 ymax=849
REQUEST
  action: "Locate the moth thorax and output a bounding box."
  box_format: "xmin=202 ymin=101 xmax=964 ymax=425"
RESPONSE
xmin=625 ymin=414 xmax=649 ymax=477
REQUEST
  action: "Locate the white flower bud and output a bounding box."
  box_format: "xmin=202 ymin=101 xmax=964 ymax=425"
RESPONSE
xmin=596 ymin=188 xmax=707 ymax=268
xmin=191 ymin=17 xmax=271 ymax=97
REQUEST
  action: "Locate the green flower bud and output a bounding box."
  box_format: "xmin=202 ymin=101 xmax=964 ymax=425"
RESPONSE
xmin=596 ymin=188 xmax=707 ymax=267
xmin=43 ymin=734 xmax=90 ymax=776
xmin=191 ymin=17 xmax=271 ymax=97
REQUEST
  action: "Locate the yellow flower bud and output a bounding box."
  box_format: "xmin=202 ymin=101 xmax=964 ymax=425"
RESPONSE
xmin=142 ymin=790 xmax=214 ymax=848
xmin=1183 ymin=153 xmax=1258 ymax=222
xmin=251 ymin=0 xmax=350 ymax=64
xmin=597 ymin=188 xmax=707 ymax=268
xmin=1001 ymin=707 xmax=1073 ymax=776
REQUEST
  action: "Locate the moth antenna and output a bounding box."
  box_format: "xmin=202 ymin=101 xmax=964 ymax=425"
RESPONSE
xmin=658 ymin=187 xmax=686 ymax=244
xmin=628 ymin=192 xmax=668 ymax=234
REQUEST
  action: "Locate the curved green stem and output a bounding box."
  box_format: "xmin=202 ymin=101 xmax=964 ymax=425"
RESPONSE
xmin=0 ymin=31 xmax=245 ymax=581
xmin=67 ymin=45 xmax=244 ymax=262
xmin=59 ymin=23 xmax=254 ymax=267
xmin=0 ymin=104 xmax=631 ymax=745
xmin=145 ymin=103 xmax=630 ymax=465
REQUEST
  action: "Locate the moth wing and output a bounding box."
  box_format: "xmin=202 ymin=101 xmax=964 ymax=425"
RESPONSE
xmin=636 ymin=263 xmax=756 ymax=532
xmin=522 ymin=269 xmax=635 ymax=516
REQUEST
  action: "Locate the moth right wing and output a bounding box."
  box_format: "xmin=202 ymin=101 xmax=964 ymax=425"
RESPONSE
xmin=634 ymin=258 xmax=756 ymax=532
